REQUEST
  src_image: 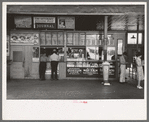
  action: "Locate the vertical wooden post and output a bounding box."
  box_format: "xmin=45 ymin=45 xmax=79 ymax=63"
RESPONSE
xmin=104 ymin=16 xmax=108 ymax=61
xmin=64 ymin=32 xmax=67 ymax=62
xmin=136 ymin=15 xmax=139 ymax=50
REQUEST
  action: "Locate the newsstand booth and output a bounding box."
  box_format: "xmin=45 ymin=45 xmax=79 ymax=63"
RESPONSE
xmin=7 ymin=5 xmax=144 ymax=80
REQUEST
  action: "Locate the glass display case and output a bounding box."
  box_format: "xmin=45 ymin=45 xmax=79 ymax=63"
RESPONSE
xmin=67 ymin=47 xmax=86 ymax=62
xmin=38 ymin=31 xmax=118 ymax=79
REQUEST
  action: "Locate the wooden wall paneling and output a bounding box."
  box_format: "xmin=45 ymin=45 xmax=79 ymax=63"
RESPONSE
xmin=24 ymin=46 xmax=32 ymax=78
xmin=59 ymin=62 xmax=66 ymax=79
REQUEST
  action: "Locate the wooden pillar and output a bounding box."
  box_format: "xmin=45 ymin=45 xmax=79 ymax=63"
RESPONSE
xmin=136 ymin=15 xmax=139 ymax=50
xmin=58 ymin=32 xmax=67 ymax=79
xmin=104 ymin=16 xmax=108 ymax=61
xmin=64 ymin=32 xmax=67 ymax=62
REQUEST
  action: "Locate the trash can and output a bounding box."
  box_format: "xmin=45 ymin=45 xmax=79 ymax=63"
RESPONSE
xmin=102 ymin=61 xmax=110 ymax=85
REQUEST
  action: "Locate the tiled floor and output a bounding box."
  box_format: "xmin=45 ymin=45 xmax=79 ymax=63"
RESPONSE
xmin=7 ymin=78 xmax=144 ymax=99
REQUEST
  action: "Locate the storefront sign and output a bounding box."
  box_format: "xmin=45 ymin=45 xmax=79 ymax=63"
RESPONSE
xmin=14 ymin=16 xmax=32 ymax=28
xmin=66 ymin=62 xmax=116 ymax=78
xmin=58 ymin=17 xmax=75 ymax=29
xmin=10 ymin=33 xmax=39 ymax=45
xmin=34 ymin=17 xmax=56 ymax=29
xmin=67 ymin=67 xmax=99 ymax=77
xmin=67 ymin=68 xmax=82 ymax=75
xmin=83 ymin=68 xmax=98 ymax=75
xmin=35 ymin=23 xmax=55 ymax=29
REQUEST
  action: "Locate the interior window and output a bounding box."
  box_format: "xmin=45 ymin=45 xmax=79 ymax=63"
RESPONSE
xmin=13 ymin=51 xmax=22 ymax=62
xmin=127 ymin=33 xmax=137 ymax=44
xmin=127 ymin=33 xmax=142 ymax=44
xmin=138 ymin=33 xmax=142 ymax=44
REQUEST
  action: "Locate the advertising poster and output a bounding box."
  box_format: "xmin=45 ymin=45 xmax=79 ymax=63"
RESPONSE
xmin=107 ymin=35 xmax=114 ymax=45
xmin=52 ymin=32 xmax=57 ymax=45
xmin=73 ymin=33 xmax=79 ymax=45
xmin=107 ymin=47 xmax=115 ymax=60
xmin=67 ymin=33 xmax=73 ymax=45
xmin=14 ymin=16 xmax=32 ymax=28
xmin=79 ymin=33 xmax=85 ymax=45
xmin=45 ymin=32 xmax=52 ymax=45
xmin=96 ymin=35 xmax=102 ymax=45
xmin=34 ymin=17 xmax=56 ymax=29
xmin=40 ymin=32 xmax=46 ymax=45
xmin=86 ymin=34 xmax=96 ymax=45
xmin=10 ymin=33 xmax=39 ymax=45
xmin=58 ymin=17 xmax=75 ymax=29
xmin=58 ymin=32 xmax=64 ymax=45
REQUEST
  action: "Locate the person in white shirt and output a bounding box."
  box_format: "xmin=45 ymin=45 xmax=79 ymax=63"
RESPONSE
xmin=119 ymin=52 xmax=127 ymax=83
xmin=49 ymin=49 xmax=60 ymax=80
xmin=135 ymin=52 xmax=144 ymax=89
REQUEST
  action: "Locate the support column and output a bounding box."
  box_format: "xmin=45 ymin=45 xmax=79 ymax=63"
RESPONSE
xmin=64 ymin=32 xmax=67 ymax=62
xmin=102 ymin=16 xmax=110 ymax=85
xmin=104 ymin=16 xmax=108 ymax=61
xmin=59 ymin=32 xmax=66 ymax=79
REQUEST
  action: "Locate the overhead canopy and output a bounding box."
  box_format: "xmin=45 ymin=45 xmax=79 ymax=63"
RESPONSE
xmin=7 ymin=5 xmax=144 ymax=15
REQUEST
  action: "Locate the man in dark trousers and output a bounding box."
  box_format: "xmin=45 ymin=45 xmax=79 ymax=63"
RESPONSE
xmin=50 ymin=49 xmax=60 ymax=80
xmin=39 ymin=52 xmax=47 ymax=80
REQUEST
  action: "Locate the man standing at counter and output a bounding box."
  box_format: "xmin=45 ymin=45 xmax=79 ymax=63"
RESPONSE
xmin=119 ymin=52 xmax=128 ymax=83
xmin=39 ymin=52 xmax=47 ymax=80
xmin=49 ymin=49 xmax=60 ymax=80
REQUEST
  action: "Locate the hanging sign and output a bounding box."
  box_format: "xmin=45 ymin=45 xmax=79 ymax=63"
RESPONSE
xmin=58 ymin=17 xmax=75 ymax=29
xmin=34 ymin=17 xmax=56 ymax=29
xmin=14 ymin=16 xmax=32 ymax=28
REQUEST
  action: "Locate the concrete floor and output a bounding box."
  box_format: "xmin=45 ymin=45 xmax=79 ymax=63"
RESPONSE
xmin=7 ymin=78 xmax=144 ymax=99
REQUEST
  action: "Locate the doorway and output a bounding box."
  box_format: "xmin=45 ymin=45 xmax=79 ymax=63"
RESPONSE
xmin=10 ymin=46 xmax=32 ymax=79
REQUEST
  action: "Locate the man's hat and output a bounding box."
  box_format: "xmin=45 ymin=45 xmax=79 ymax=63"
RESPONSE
xmin=136 ymin=51 xmax=142 ymax=57
xmin=53 ymin=49 xmax=57 ymax=53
